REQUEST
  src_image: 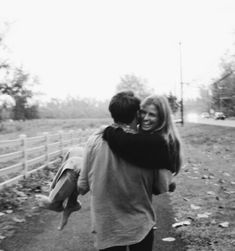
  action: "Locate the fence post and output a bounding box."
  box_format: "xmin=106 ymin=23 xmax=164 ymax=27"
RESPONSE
xmin=43 ymin=132 xmax=49 ymax=167
xmin=20 ymin=134 xmax=27 ymax=177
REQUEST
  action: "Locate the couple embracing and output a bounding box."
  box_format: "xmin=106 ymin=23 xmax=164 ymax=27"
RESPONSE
xmin=77 ymin=91 xmax=182 ymax=251
xmin=38 ymin=91 xmax=182 ymax=251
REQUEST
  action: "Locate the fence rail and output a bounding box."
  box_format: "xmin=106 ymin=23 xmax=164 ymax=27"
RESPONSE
xmin=0 ymin=129 xmax=92 ymax=191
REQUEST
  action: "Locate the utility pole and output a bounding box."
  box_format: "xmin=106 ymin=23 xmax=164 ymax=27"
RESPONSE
xmin=179 ymin=42 xmax=184 ymax=126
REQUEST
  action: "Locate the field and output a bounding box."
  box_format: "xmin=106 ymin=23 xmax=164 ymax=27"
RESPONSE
xmin=0 ymin=119 xmax=235 ymax=250
xmin=0 ymin=118 xmax=112 ymax=139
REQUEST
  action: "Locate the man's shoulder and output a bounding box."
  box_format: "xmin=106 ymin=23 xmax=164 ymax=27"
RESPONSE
xmin=86 ymin=125 xmax=107 ymax=149
xmin=88 ymin=125 xmax=106 ymax=140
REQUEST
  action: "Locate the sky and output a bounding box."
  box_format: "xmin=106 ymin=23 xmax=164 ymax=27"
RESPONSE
xmin=0 ymin=0 xmax=235 ymax=102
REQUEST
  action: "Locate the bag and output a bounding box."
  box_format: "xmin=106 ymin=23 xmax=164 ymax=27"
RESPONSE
xmin=152 ymin=169 xmax=173 ymax=195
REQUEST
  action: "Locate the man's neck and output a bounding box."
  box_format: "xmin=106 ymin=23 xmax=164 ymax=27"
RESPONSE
xmin=114 ymin=122 xmax=137 ymax=132
xmin=129 ymin=120 xmax=138 ymax=130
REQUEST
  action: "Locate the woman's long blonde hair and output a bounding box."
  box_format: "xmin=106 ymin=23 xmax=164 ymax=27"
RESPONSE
xmin=140 ymin=94 xmax=182 ymax=175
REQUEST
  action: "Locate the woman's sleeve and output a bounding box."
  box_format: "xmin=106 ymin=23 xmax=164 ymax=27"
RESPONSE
xmin=102 ymin=126 xmax=171 ymax=170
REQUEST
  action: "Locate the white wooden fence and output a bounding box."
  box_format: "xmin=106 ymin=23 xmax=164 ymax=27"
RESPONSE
xmin=0 ymin=129 xmax=92 ymax=191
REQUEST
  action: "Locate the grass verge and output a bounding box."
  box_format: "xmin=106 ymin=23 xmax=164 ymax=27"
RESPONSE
xmin=171 ymin=123 xmax=235 ymax=251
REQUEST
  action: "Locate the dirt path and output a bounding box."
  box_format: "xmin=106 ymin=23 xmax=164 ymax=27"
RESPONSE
xmin=153 ymin=194 xmax=187 ymax=250
xmin=0 ymin=193 xmax=186 ymax=251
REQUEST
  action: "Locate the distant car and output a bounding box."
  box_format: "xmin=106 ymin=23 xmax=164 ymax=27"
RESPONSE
xmin=214 ymin=112 xmax=226 ymax=120
xmin=200 ymin=112 xmax=210 ymax=118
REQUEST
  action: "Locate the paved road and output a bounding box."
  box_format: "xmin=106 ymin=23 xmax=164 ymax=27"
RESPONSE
xmin=0 ymin=194 xmax=186 ymax=251
xmin=186 ymin=118 xmax=235 ymax=127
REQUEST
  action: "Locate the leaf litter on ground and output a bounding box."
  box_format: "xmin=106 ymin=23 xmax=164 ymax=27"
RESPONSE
xmin=162 ymin=237 xmax=176 ymax=242
xmin=171 ymin=124 xmax=235 ymax=251
xmin=172 ymin=220 xmax=191 ymax=228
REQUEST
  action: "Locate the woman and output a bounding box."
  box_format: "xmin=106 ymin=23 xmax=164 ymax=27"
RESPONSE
xmin=102 ymin=94 xmax=182 ymax=194
xmin=37 ymin=147 xmax=83 ymax=230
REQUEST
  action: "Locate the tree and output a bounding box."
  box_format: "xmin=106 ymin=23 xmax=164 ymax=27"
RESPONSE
xmin=0 ymin=22 xmax=39 ymax=120
xmin=25 ymin=104 xmax=40 ymax=119
xmin=116 ymin=74 xmax=154 ymax=100
xmin=117 ymin=74 xmax=180 ymax=114
xmin=0 ymin=22 xmax=10 ymax=70
xmin=0 ymin=22 xmax=11 ymax=121
xmin=208 ymin=42 xmax=235 ymax=116
xmin=210 ymin=60 xmax=235 ymax=116
xmin=198 ymin=85 xmax=211 ymax=112
xmin=38 ymin=96 xmax=109 ymax=119
xmin=0 ymin=67 xmax=38 ymax=120
xmin=167 ymin=92 xmax=179 ymax=113
xmin=0 ymin=94 xmax=14 ymax=120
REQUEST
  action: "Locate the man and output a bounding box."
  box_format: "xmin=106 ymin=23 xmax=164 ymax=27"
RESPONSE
xmin=77 ymin=91 xmax=157 ymax=251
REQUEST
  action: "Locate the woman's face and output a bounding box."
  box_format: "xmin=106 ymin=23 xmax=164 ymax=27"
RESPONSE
xmin=139 ymin=104 xmax=159 ymax=132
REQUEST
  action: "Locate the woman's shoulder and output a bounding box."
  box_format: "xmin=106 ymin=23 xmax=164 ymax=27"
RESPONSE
xmin=145 ymin=130 xmax=165 ymax=139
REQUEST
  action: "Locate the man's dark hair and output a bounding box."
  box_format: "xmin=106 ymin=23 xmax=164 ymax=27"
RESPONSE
xmin=109 ymin=91 xmax=140 ymax=124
